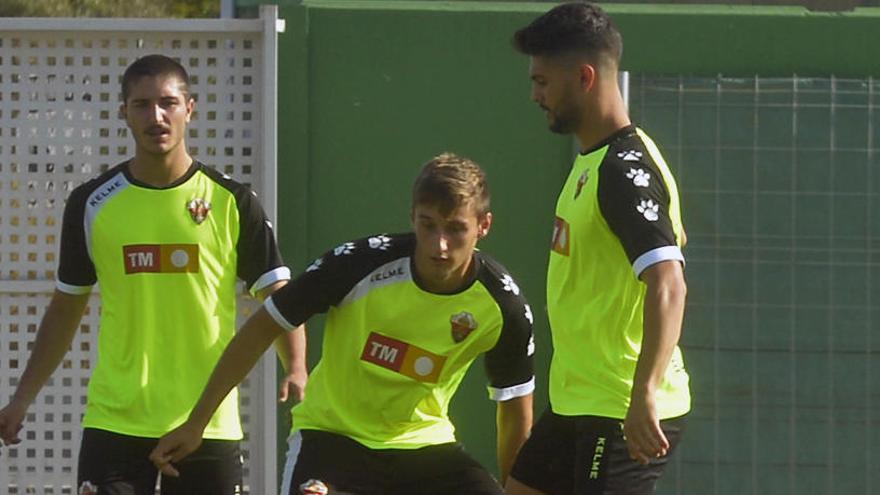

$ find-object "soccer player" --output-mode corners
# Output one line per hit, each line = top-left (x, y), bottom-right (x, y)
(0, 54), (305, 494)
(149, 153), (536, 495)
(506, 3), (690, 494)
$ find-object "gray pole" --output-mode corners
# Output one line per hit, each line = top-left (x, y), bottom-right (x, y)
(220, 0), (235, 18)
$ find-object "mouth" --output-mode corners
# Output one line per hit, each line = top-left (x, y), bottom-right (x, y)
(146, 127), (171, 138)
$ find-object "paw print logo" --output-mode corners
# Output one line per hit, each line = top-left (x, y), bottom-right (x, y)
(636, 199), (660, 222)
(333, 242), (356, 256)
(617, 150), (643, 162)
(524, 304), (533, 324)
(527, 335), (536, 356)
(305, 257), (323, 272)
(626, 168), (651, 188)
(368, 235), (392, 250)
(501, 274), (520, 296)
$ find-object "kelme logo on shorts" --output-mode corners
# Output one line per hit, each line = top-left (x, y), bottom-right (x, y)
(361, 332), (446, 383)
(123, 244), (199, 274)
(589, 436), (606, 479)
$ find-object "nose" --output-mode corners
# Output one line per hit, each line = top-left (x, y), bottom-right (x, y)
(148, 104), (163, 123)
(438, 234), (449, 253)
(530, 84), (541, 104)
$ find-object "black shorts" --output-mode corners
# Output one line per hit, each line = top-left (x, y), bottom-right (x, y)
(280, 429), (503, 495)
(510, 409), (686, 495)
(77, 427), (243, 495)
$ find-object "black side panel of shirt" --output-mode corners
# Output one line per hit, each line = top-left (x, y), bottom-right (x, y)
(476, 253), (535, 389)
(271, 233), (416, 327)
(199, 163), (285, 289)
(57, 163), (129, 287)
(597, 131), (678, 265)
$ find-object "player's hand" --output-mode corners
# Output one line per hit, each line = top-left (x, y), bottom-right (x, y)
(623, 392), (669, 465)
(278, 368), (308, 404)
(148, 422), (204, 477)
(0, 401), (28, 447)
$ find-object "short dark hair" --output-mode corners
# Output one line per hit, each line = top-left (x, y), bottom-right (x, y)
(512, 2), (622, 65)
(121, 54), (191, 102)
(412, 153), (490, 217)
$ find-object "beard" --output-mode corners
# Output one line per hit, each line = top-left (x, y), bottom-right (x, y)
(545, 99), (582, 135)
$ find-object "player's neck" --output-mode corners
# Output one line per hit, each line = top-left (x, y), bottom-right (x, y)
(575, 86), (631, 153)
(413, 255), (476, 294)
(129, 148), (194, 187)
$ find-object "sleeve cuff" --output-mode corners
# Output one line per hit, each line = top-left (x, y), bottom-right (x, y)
(487, 376), (535, 402)
(632, 246), (684, 278)
(56, 280), (93, 295)
(263, 296), (298, 331)
(249, 266), (292, 296)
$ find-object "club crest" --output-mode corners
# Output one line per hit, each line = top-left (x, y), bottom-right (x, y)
(451, 311), (478, 343)
(186, 198), (211, 224)
(574, 169), (589, 199)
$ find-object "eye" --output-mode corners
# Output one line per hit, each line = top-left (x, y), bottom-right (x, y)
(447, 223), (468, 234)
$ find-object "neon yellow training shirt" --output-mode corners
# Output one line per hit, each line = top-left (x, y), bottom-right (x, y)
(547, 125), (691, 420)
(57, 161), (290, 439)
(265, 233), (536, 449)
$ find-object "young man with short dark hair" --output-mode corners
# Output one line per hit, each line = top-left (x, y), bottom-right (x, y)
(0, 54), (305, 494)
(150, 153), (535, 495)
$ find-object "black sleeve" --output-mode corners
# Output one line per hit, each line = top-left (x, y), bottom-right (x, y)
(268, 234), (411, 328)
(597, 144), (678, 266)
(233, 186), (287, 292)
(57, 185), (97, 290)
(479, 257), (535, 396)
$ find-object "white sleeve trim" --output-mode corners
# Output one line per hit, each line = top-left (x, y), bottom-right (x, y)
(263, 296), (298, 331)
(56, 280), (93, 295)
(633, 246), (684, 278)
(487, 376), (535, 402)
(249, 266), (292, 296)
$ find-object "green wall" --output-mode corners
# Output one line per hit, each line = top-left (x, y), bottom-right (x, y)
(275, 1), (880, 490)
(277, 1), (570, 474)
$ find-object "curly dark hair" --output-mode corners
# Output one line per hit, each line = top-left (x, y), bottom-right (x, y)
(512, 2), (622, 64)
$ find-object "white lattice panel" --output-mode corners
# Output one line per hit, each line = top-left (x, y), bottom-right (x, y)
(0, 10), (280, 494)
(0, 293), (99, 494)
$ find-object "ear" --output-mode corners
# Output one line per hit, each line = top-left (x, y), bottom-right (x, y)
(119, 103), (127, 120)
(477, 212), (493, 239)
(185, 97), (195, 123)
(578, 63), (597, 92)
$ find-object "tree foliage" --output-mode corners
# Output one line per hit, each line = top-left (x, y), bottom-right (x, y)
(0, 0), (219, 18)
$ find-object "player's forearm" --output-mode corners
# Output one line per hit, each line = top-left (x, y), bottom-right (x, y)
(188, 308), (284, 428)
(257, 281), (305, 374)
(273, 324), (306, 374)
(632, 265), (686, 396)
(13, 290), (89, 406)
(496, 394), (533, 484)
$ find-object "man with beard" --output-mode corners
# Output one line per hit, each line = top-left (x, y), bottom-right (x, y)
(506, 3), (691, 494)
